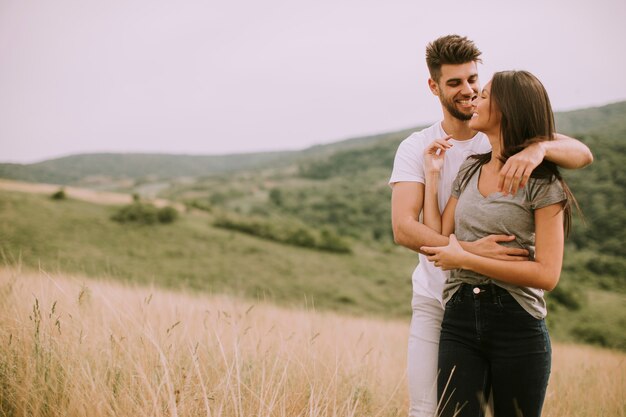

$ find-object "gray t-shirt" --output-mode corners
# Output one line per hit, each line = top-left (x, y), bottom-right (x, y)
(443, 158), (567, 319)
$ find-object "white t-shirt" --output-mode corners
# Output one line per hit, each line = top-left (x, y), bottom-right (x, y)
(389, 122), (491, 306)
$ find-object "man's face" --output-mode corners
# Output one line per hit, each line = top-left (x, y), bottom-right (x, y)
(429, 62), (480, 121)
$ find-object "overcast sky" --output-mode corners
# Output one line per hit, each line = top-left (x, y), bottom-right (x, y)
(1, 0), (624, 163)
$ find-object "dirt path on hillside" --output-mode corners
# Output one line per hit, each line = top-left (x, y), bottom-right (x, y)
(0, 179), (184, 210)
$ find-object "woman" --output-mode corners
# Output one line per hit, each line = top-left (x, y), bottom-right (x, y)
(419, 70), (578, 417)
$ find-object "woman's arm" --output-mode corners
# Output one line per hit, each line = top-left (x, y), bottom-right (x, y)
(421, 203), (564, 291)
(422, 138), (451, 233)
(440, 196), (457, 237)
(423, 170), (442, 233)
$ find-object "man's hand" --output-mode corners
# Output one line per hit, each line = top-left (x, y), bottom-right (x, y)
(421, 234), (467, 270)
(464, 234), (529, 261)
(498, 142), (545, 195)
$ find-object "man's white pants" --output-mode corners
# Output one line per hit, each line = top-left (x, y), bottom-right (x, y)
(407, 293), (444, 417)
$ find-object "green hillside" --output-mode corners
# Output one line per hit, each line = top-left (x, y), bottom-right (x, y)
(164, 102), (626, 260)
(154, 101), (626, 349)
(1, 190), (624, 350)
(0, 190), (415, 317)
(555, 100), (626, 137)
(1, 100), (625, 350)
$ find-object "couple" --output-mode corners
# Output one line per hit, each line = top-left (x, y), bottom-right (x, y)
(389, 35), (592, 417)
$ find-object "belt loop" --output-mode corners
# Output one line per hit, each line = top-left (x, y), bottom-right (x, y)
(490, 283), (497, 304)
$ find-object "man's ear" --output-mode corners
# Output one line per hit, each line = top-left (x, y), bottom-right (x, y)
(428, 78), (439, 96)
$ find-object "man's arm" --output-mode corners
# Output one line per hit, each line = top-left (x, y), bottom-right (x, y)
(499, 134), (593, 195)
(391, 181), (528, 259)
(391, 181), (448, 253)
(545, 133), (594, 168)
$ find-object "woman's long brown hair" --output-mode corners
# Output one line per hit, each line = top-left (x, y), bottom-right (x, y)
(458, 70), (579, 235)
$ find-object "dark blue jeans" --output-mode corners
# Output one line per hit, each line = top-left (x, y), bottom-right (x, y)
(437, 284), (551, 417)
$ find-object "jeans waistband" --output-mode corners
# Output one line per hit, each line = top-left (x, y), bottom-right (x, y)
(457, 282), (509, 298)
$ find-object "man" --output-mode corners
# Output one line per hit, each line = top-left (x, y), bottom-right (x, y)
(389, 34), (593, 417)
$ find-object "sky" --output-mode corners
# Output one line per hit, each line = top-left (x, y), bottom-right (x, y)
(1, 0), (625, 163)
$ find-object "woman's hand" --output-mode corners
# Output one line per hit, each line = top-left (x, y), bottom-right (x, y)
(423, 135), (452, 174)
(420, 234), (467, 270)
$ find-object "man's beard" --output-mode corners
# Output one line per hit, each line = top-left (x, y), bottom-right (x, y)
(441, 94), (473, 121)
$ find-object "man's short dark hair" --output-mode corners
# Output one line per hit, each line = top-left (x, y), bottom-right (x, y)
(426, 35), (482, 82)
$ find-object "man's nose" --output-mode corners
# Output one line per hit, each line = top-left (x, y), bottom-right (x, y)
(460, 82), (474, 96)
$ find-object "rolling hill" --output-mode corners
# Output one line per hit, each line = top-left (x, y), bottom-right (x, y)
(1, 100), (625, 351)
(0, 128), (417, 186)
(1, 101), (625, 186)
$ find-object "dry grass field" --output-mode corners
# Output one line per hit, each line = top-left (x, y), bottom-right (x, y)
(0, 267), (623, 417)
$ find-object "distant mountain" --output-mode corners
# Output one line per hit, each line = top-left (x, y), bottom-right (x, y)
(1, 101), (624, 186)
(0, 128), (419, 186)
(0, 151), (296, 185)
(555, 100), (626, 137)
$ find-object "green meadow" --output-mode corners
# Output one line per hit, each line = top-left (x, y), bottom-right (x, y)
(1, 189), (624, 350)
(0, 190), (415, 317)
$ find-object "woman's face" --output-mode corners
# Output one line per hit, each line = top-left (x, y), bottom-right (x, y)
(469, 81), (501, 134)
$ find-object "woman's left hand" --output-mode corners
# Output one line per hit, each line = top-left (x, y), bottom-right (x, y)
(420, 234), (468, 270)
(423, 135), (452, 174)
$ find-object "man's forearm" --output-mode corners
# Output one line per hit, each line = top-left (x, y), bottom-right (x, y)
(394, 218), (449, 254)
(545, 134), (593, 169)
(398, 221), (529, 260)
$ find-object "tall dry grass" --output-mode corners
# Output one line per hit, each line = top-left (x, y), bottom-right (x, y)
(0, 267), (623, 417)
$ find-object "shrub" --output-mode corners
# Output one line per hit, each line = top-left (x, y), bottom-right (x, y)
(319, 227), (352, 253)
(157, 206), (178, 223)
(111, 203), (179, 225)
(269, 188), (283, 206)
(51, 188), (66, 200)
(571, 320), (626, 350)
(185, 199), (212, 213)
(585, 256), (626, 278)
(213, 213), (351, 253)
(546, 281), (585, 311)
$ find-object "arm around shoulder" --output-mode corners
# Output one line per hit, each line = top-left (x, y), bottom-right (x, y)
(498, 134), (593, 194)
(546, 133), (594, 169)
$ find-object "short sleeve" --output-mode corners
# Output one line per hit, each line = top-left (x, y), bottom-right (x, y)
(527, 178), (567, 210)
(451, 157), (476, 198)
(388, 134), (426, 185)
